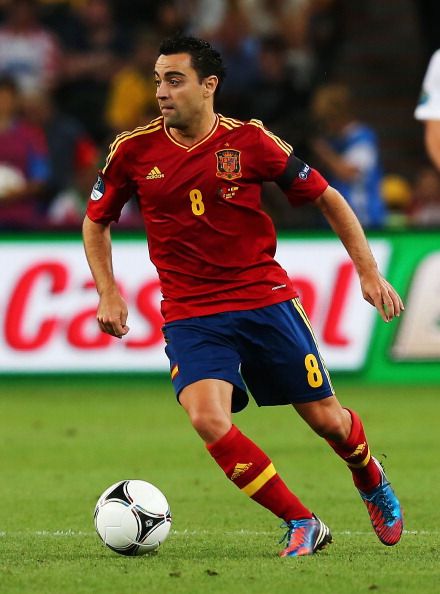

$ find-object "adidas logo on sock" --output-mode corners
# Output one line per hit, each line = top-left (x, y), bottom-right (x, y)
(231, 462), (253, 481)
(146, 166), (164, 179)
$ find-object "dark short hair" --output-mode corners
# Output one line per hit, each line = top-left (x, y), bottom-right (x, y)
(158, 35), (226, 95)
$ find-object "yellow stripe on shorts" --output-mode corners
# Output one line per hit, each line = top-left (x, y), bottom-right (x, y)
(291, 298), (335, 393)
(170, 364), (179, 380)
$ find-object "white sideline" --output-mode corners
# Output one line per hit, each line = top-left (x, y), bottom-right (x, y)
(0, 529), (434, 537)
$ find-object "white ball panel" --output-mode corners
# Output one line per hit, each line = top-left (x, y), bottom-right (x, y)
(126, 480), (169, 514)
(144, 519), (171, 546)
(95, 501), (138, 548)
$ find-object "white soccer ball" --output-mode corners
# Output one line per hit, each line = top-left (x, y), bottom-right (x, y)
(94, 480), (172, 556)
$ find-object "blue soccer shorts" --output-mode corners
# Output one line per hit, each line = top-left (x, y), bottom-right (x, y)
(162, 298), (334, 413)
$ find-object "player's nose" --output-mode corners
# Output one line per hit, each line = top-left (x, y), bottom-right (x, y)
(156, 80), (168, 99)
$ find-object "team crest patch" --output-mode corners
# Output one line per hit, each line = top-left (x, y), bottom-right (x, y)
(91, 175), (105, 201)
(215, 149), (242, 180)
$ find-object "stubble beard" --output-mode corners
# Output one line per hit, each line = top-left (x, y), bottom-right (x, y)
(163, 110), (186, 131)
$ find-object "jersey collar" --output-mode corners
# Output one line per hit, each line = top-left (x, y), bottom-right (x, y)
(164, 114), (219, 152)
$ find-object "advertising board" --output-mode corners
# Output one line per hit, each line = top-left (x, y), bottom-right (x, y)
(0, 236), (391, 373)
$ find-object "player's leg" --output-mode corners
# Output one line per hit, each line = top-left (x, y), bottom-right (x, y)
(179, 378), (314, 523)
(293, 374), (403, 546)
(238, 298), (401, 552)
(163, 316), (315, 540)
(294, 396), (380, 490)
(236, 301), (335, 556)
(179, 378), (232, 442)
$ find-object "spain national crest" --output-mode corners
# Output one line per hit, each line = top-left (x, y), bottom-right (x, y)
(215, 149), (242, 180)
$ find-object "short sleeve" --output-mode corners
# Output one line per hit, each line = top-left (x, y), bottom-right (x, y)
(86, 141), (133, 224)
(247, 120), (292, 180)
(415, 50), (440, 121)
(278, 155), (328, 206)
(248, 120), (328, 205)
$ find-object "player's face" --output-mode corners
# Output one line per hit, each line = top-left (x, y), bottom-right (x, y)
(154, 53), (211, 129)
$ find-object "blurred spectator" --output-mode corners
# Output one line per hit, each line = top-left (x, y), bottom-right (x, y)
(38, 0), (86, 38)
(240, 0), (311, 44)
(308, 0), (344, 83)
(58, 0), (131, 143)
(310, 83), (387, 228)
(23, 90), (98, 227)
(105, 31), (159, 133)
(248, 35), (306, 137)
(408, 166), (440, 227)
(0, 0), (63, 95)
(414, 49), (440, 171)
(185, 0), (227, 39)
(240, 0), (315, 93)
(0, 75), (50, 229)
(381, 174), (412, 229)
(208, 4), (259, 119)
(154, 1), (188, 38)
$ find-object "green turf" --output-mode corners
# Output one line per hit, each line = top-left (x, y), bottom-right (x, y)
(1, 376), (439, 594)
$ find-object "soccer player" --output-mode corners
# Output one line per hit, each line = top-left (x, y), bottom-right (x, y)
(83, 35), (404, 557)
(415, 49), (440, 171)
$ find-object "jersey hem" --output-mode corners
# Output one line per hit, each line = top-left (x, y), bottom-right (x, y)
(256, 388), (335, 407)
(161, 290), (299, 322)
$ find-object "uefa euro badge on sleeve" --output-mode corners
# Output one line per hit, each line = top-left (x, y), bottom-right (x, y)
(91, 175), (105, 201)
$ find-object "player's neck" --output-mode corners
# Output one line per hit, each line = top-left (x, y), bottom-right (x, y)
(169, 112), (218, 147)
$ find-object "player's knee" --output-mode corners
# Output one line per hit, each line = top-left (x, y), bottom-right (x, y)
(187, 409), (210, 433)
(187, 409), (231, 443)
(312, 413), (350, 441)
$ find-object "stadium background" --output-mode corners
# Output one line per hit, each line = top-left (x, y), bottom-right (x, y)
(0, 0), (439, 379)
(1, 2), (439, 594)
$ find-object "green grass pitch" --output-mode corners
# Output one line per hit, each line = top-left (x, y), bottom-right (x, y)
(1, 376), (439, 594)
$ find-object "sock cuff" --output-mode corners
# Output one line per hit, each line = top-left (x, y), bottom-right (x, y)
(206, 424), (239, 455)
(343, 407), (364, 449)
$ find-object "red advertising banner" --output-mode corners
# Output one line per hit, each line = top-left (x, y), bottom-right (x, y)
(0, 238), (390, 373)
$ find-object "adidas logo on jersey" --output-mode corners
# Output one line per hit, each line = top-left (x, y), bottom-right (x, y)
(146, 166), (164, 179)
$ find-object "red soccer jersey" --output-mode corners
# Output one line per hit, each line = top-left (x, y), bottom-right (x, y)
(86, 114), (328, 322)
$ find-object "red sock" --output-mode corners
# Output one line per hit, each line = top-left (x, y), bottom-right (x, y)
(206, 425), (312, 521)
(326, 408), (381, 492)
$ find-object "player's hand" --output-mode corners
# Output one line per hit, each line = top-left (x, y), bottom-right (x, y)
(359, 270), (404, 322)
(96, 288), (130, 338)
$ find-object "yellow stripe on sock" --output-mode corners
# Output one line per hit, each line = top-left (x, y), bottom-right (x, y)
(347, 449), (371, 469)
(241, 463), (276, 497)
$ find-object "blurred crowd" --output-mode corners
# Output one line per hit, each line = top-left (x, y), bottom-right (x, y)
(0, 0), (438, 231)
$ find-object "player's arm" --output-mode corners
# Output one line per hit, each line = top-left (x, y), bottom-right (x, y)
(255, 122), (403, 320)
(424, 119), (440, 171)
(314, 185), (404, 322)
(82, 215), (129, 338)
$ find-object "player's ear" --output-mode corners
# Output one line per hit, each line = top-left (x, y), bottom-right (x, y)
(203, 75), (218, 98)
